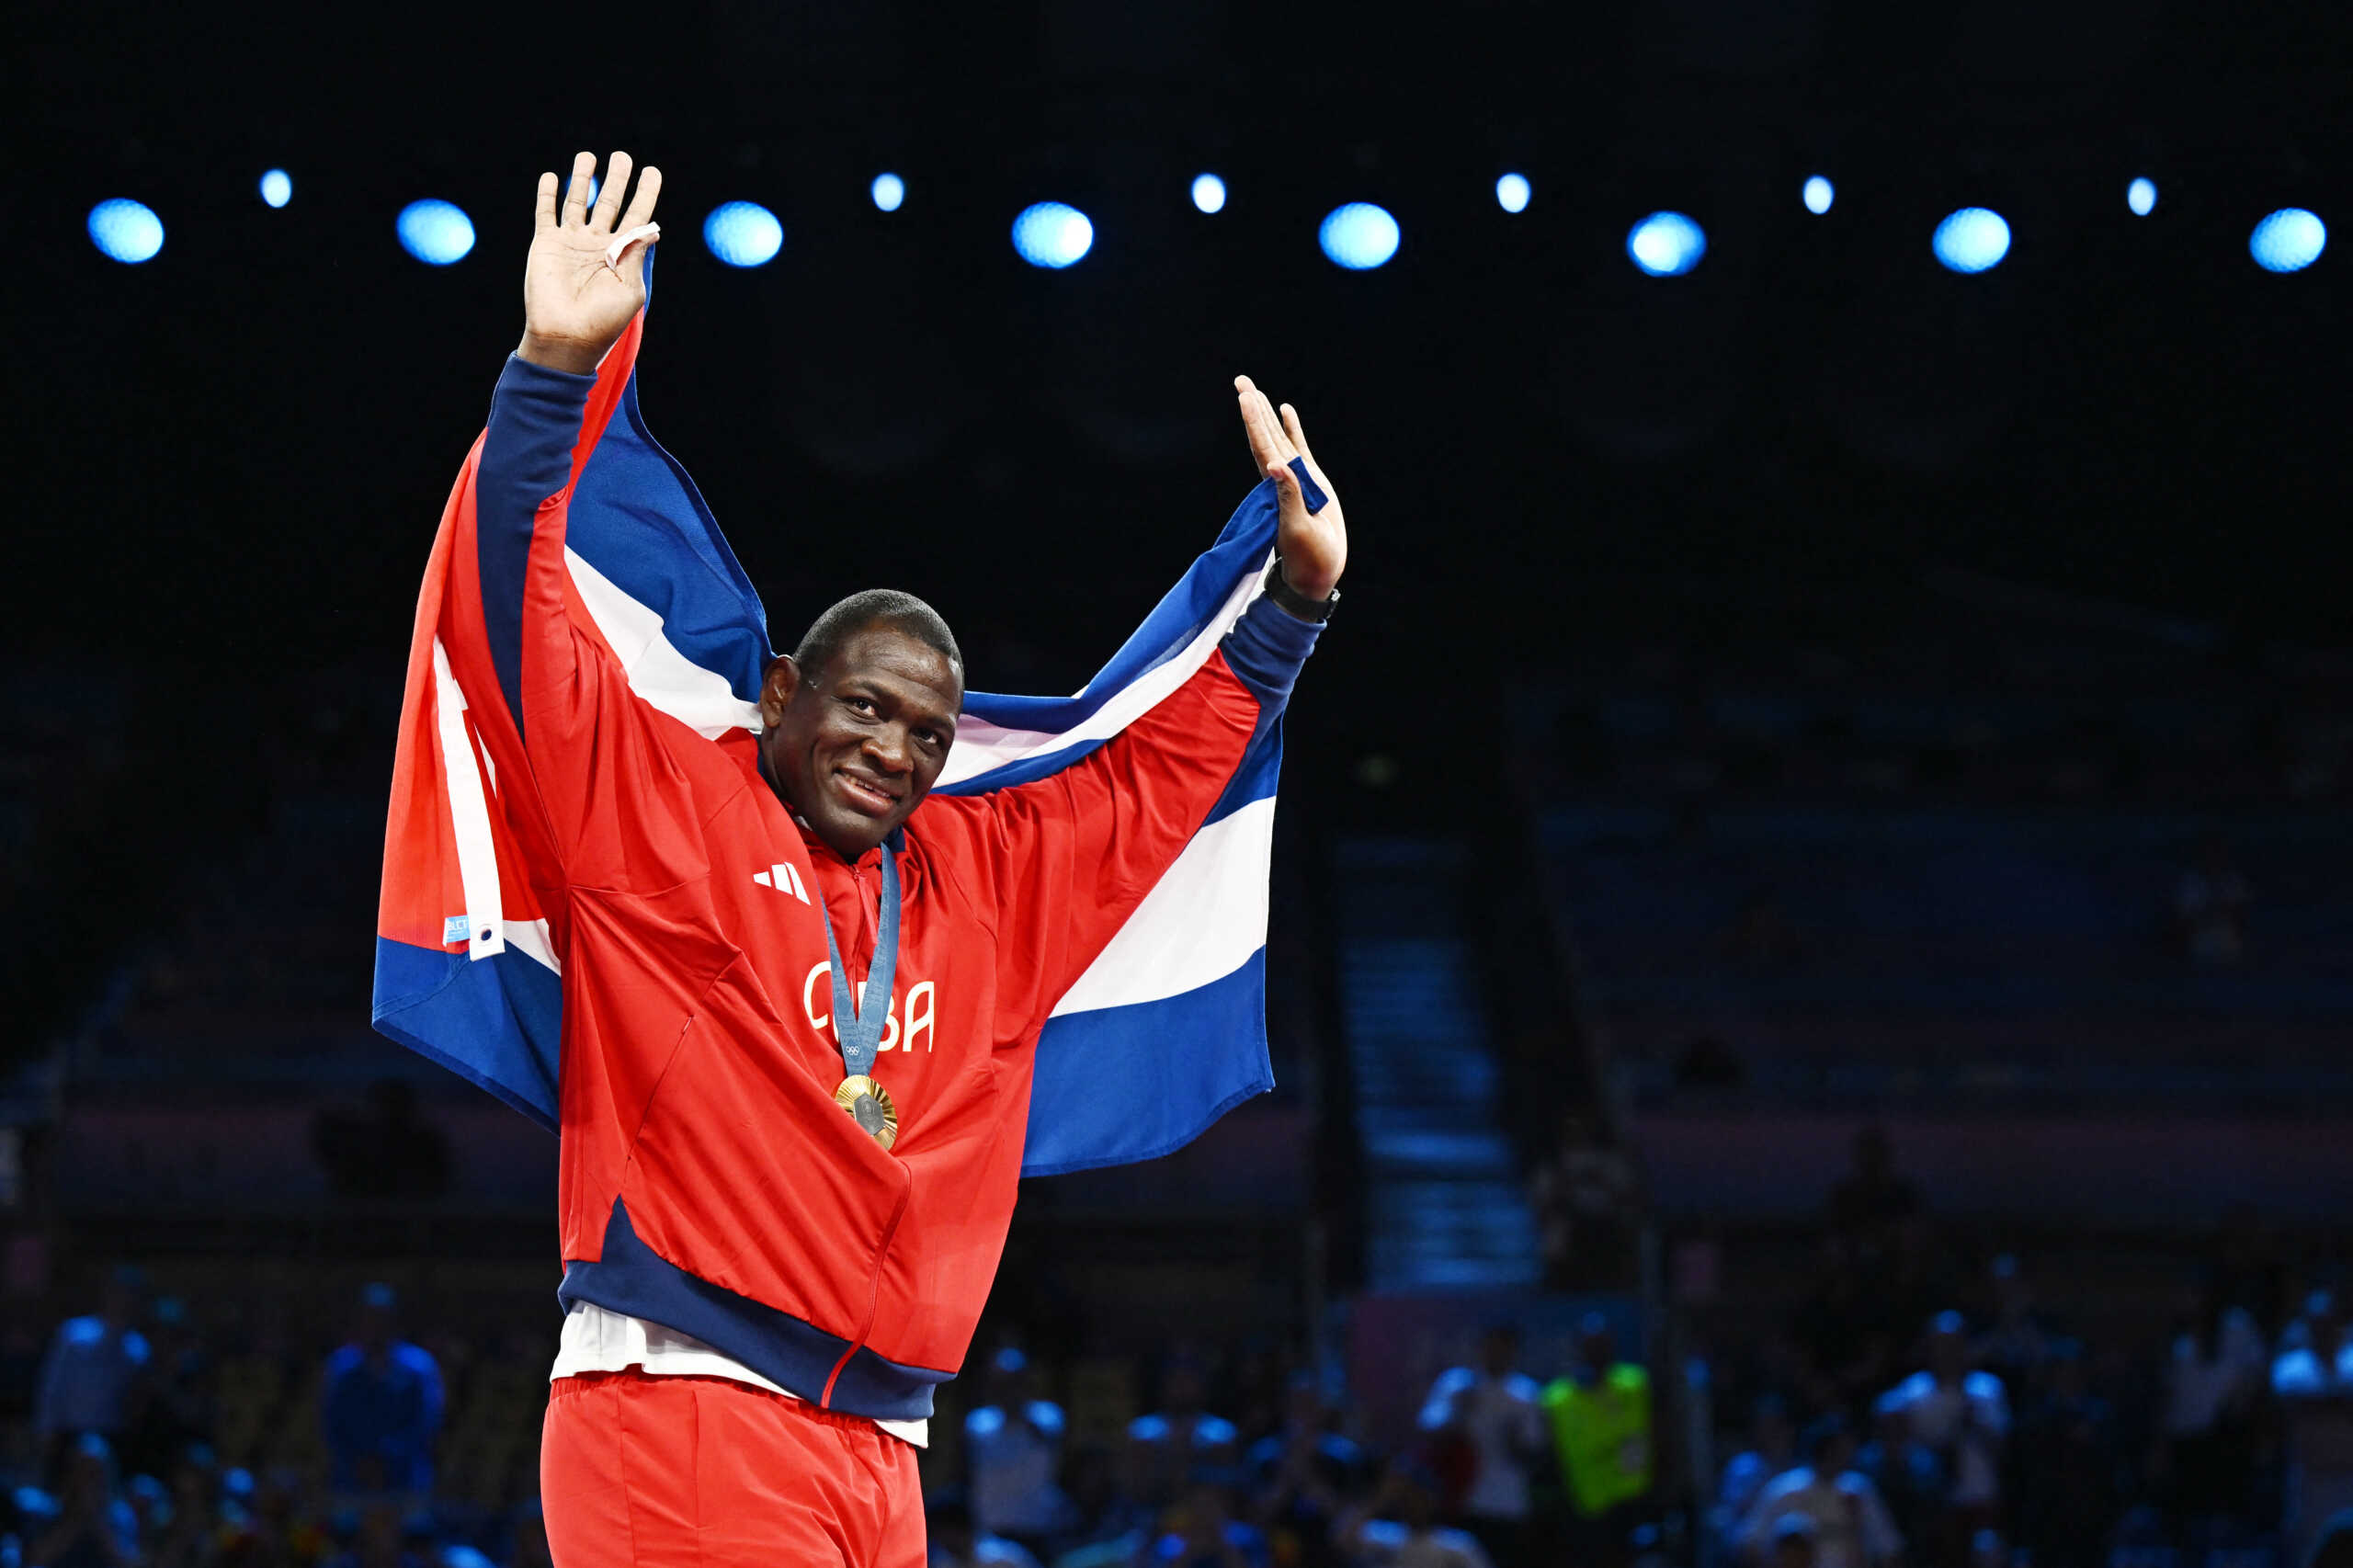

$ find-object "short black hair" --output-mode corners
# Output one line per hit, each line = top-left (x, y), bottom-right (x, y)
(792, 590), (961, 684)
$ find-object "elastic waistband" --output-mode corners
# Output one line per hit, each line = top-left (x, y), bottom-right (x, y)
(551, 1368), (883, 1431)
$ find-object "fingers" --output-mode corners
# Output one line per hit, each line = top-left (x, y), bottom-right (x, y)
(591, 152), (632, 233)
(535, 171), (560, 232)
(1278, 401), (1334, 508)
(1233, 374), (1297, 472)
(1279, 403), (1316, 467)
(562, 152), (597, 223)
(619, 164), (663, 232)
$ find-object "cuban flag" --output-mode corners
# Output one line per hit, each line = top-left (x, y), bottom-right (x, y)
(372, 291), (1281, 1176)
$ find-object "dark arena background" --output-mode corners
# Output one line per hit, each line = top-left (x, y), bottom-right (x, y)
(11, 2), (2353, 1567)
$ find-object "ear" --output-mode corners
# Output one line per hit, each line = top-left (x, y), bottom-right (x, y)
(758, 654), (802, 728)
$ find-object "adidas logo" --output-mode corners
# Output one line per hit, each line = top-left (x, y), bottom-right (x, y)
(752, 862), (813, 904)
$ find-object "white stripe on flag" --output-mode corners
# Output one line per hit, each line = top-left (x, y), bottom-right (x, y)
(566, 547), (764, 741)
(505, 917), (560, 973)
(431, 638), (506, 961)
(1049, 795), (1277, 1017)
(561, 543), (1269, 774)
(938, 551), (1270, 789)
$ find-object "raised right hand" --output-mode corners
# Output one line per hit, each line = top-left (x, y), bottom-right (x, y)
(518, 150), (663, 375)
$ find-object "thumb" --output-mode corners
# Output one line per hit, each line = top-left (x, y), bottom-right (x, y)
(1267, 460), (1302, 506)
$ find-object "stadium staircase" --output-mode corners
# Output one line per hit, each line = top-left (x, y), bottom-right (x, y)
(1332, 837), (1540, 1290)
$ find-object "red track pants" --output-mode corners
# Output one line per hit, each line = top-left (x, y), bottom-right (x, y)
(541, 1371), (926, 1568)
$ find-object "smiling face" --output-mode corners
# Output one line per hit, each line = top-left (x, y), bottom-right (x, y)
(758, 621), (962, 861)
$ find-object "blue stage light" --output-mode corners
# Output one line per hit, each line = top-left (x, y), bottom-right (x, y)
(1012, 202), (1093, 267)
(2250, 208), (2325, 273)
(1319, 203), (1400, 270)
(1804, 176), (1834, 215)
(87, 199), (164, 264)
(397, 199), (475, 266)
(1932, 207), (2010, 273)
(1627, 211), (1706, 276)
(260, 169), (292, 209)
(1495, 174), (1531, 214)
(2128, 177), (2157, 217)
(703, 201), (783, 267)
(1192, 174), (1227, 214)
(872, 173), (905, 212)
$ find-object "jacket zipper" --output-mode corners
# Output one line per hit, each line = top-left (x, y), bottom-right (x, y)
(818, 1171), (912, 1408)
(844, 859), (881, 1009)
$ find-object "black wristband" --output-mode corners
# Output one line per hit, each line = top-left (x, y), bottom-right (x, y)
(1264, 558), (1340, 624)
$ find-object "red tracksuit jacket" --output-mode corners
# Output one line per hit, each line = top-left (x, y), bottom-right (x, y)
(470, 353), (1321, 1420)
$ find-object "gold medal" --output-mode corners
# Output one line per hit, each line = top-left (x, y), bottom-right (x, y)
(834, 1074), (899, 1151)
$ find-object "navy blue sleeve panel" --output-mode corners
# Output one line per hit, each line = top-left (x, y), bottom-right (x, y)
(1218, 589), (1324, 718)
(476, 354), (598, 738)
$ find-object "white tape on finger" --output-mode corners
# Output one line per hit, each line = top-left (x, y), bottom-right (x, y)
(605, 222), (662, 275)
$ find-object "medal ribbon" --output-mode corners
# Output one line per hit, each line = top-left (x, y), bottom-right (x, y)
(818, 841), (901, 1080)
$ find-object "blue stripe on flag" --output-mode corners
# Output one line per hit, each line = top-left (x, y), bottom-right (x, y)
(932, 734), (1113, 798)
(1019, 952), (1273, 1176)
(370, 937), (563, 1131)
(567, 370), (775, 705)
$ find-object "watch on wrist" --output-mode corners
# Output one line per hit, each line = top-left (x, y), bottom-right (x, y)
(1264, 556), (1340, 623)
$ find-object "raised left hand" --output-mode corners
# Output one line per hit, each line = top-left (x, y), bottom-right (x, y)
(1234, 376), (1347, 600)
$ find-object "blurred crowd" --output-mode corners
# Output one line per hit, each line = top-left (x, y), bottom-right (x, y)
(1704, 1131), (2353, 1568)
(4, 1131), (2347, 1568)
(0, 1263), (1662, 1568)
(4, 1271), (546, 1568)
(928, 1320), (1654, 1568)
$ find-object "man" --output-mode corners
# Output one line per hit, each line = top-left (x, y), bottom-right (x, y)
(32, 1267), (149, 1471)
(1875, 1311), (2008, 1552)
(1337, 1461), (1495, 1568)
(119, 1295), (210, 1483)
(1972, 1254), (2057, 1392)
(1735, 1416), (1903, 1568)
(25, 1434), (142, 1568)
(320, 1284), (444, 1500)
(1132, 1355), (1242, 1507)
(2009, 1342), (2120, 1568)
(1540, 1315), (1654, 1568)
(391, 152), (1344, 1568)
(1248, 1373), (1365, 1568)
(1147, 1483), (1268, 1568)
(2276, 1292), (2353, 1568)
(1714, 1396), (1798, 1554)
(1528, 1111), (1639, 1290)
(963, 1346), (1072, 1550)
(1416, 1324), (1546, 1568)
